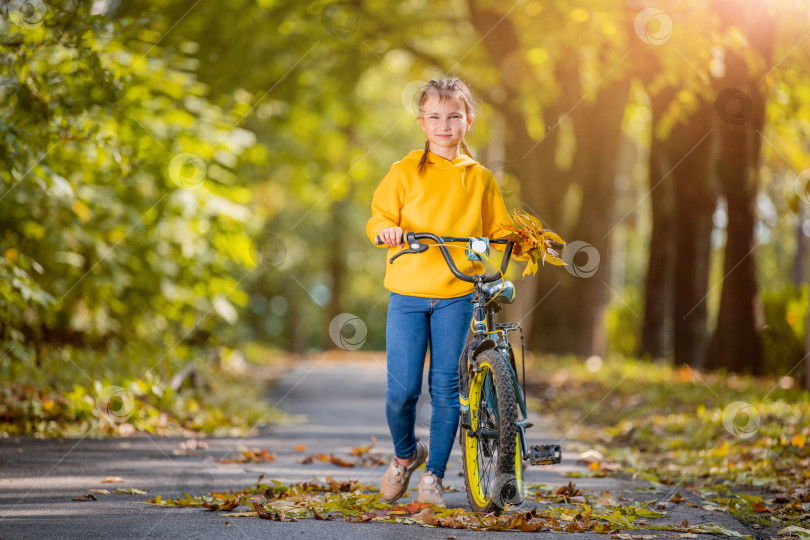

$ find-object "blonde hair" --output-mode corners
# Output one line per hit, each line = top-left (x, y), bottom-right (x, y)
(416, 78), (476, 174)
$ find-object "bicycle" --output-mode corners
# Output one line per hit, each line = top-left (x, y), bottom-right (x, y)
(374, 231), (562, 515)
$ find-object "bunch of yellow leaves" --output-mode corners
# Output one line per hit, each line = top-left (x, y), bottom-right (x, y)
(502, 210), (566, 277)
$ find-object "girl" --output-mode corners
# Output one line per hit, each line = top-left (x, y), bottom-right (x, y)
(365, 78), (516, 505)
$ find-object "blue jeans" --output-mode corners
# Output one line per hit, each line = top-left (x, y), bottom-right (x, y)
(385, 291), (473, 479)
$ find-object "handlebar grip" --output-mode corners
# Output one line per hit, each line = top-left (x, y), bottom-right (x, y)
(375, 233), (405, 246)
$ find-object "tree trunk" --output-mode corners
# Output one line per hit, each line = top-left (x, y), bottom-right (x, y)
(669, 98), (716, 368)
(706, 86), (766, 372)
(467, 1), (632, 356)
(706, 0), (775, 373)
(465, 0), (567, 353)
(560, 77), (631, 356)
(639, 88), (678, 359)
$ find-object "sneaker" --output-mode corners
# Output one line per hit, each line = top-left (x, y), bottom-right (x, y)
(417, 471), (444, 505)
(379, 440), (427, 503)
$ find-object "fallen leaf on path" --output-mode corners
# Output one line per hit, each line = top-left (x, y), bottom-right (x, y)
(401, 502), (431, 514)
(555, 481), (582, 499)
(325, 476), (362, 493)
(310, 504), (332, 520)
(298, 453), (356, 467)
(669, 493), (686, 503)
(72, 493), (97, 501)
(691, 523), (743, 537)
(101, 476), (125, 483)
(178, 439), (208, 451)
(701, 503), (725, 512)
(216, 447), (275, 464)
(751, 501), (771, 513)
(328, 454), (356, 467)
(777, 526), (810, 538)
(114, 487), (148, 495)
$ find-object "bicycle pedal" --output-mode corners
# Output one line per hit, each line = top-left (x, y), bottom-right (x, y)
(529, 444), (562, 465)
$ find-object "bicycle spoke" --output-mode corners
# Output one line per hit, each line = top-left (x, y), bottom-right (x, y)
(475, 369), (500, 500)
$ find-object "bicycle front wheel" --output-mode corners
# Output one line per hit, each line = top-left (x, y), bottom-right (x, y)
(461, 349), (524, 514)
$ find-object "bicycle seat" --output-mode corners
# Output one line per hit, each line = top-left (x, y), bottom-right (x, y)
(482, 279), (515, 304)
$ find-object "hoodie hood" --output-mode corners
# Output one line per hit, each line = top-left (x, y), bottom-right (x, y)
(405, 149), (478, 170)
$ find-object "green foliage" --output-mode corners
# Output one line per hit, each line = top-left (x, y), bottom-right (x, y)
(761, 285), (806, 375)
(605, 286), (642, 357)
(1, 3), (261, 367)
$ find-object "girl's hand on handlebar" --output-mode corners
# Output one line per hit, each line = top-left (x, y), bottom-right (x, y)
(379, 226), (405, 248)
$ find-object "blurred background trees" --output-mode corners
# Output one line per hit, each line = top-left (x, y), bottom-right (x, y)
(2, 0), (810, 396)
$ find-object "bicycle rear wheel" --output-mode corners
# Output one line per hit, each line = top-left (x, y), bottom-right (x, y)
(461, 349), (524, 514)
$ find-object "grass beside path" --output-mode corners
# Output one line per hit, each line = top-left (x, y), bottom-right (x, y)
(0, 343), (294, 438)
(525, 355), (810, 533)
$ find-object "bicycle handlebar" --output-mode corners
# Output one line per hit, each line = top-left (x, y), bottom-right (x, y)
(374, 232), (513, 284)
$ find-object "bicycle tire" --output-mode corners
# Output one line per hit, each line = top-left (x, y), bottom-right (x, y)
(460, 348), (524, 514)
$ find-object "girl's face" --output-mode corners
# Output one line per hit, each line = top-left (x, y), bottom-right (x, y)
(417, 95), (474, 157)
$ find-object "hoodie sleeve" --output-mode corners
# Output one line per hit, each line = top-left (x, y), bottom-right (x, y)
(366, 163), (405, 247)
(481, 170), (513, 240)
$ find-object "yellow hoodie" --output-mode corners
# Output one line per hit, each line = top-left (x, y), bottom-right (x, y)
(366, 149), (514, 298)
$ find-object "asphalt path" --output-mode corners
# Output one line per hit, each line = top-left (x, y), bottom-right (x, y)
(0, 356), (755, 539)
